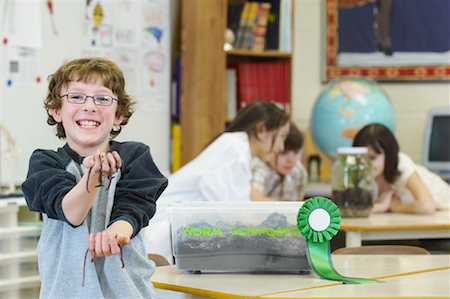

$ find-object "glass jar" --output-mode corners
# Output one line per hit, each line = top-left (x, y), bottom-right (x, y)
(331, 147), (375, 217)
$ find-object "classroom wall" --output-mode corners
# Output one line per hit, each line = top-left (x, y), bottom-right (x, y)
(0, 0), (171, 188)
(292, 0), (450, 164)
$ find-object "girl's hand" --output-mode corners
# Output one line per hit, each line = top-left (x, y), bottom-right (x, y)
(88, 230), (130, 258)
(372, 190), (393, 213)
(389, 192), (404, 213)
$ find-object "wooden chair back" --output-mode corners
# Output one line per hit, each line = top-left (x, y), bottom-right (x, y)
(148, 254), (171, 266)
(332, 245), (430, 255)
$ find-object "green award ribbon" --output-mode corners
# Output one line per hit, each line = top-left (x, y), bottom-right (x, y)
(297, 196), (378, 284)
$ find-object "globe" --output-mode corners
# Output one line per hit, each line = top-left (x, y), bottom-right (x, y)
(311, 77), (395, 160)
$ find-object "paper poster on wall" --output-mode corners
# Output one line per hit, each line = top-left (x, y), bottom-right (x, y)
(5, 47), (41, 86)
(80, 0), (169, 112)
(114, 48), (139, 97)
(138, 51), (168, 111)
(2, 0), (43, 49)
(113, 0), (140, 48)
(0, 0), (171, 185)
(83, 0), (114, 47)
(139, 0), (170, 112)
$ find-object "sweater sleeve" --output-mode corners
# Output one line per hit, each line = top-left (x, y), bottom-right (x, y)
(110, 143), (168, 238)
(21, 149), (76, 224)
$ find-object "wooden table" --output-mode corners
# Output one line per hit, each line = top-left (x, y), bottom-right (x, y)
(340, 210), (450, 247)
(151, 255), (450, 299)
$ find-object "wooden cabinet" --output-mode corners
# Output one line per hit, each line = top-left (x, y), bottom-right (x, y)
(179, 0), (293, 165)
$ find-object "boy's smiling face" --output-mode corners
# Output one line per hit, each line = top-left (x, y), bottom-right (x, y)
(51, 78), (123, 156)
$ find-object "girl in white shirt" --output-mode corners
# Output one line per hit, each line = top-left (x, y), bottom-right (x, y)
(146, 100), (290, 263)
(353, 123), (449, 214)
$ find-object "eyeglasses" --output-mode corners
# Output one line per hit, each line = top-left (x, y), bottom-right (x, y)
(61, 93), (118, 106)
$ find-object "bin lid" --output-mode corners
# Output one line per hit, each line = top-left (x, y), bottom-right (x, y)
(337, 146), (368, 155)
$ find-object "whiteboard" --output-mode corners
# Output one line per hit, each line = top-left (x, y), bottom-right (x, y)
(0, 0), (171, 189)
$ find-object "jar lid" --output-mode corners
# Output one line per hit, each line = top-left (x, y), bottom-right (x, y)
(337, 147), (368, 155)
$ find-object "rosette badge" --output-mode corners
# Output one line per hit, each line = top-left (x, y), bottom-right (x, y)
(297, 197), (378, 284)
(297, 197), (340, 243)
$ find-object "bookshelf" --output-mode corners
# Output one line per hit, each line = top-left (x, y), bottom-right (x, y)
(178, 0), (293, 166)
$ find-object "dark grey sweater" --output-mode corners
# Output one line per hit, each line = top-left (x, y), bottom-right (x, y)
(22, 141), (168, 298)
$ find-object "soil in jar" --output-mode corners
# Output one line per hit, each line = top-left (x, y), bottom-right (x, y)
(332, 187), (373, 217)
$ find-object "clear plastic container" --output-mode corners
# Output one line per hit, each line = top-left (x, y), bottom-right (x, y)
(331, 147), (375, 217)
(170, 201), (310, 273)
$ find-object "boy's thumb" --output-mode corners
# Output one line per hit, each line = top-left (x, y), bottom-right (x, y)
(83, 157), (94, 167)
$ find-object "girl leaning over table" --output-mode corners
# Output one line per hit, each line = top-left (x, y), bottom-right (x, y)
(353, 123), (449, 214)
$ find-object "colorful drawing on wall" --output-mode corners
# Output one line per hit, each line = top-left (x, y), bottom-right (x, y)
(325, 0), (450, 80)
(92, 2), (104, 31)
(145, 26), (163, 44)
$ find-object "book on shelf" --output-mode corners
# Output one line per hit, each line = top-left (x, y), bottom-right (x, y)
(241, 2), (259, 50)
(251, 2), (271, 51)
(227, 1), (245, 40)
(232, 0), (291, 52)
(226, 67), (238, 120)
(279, 0), (292, 52)
(236, 61), (289, 113)
(261, 0), (280, 50)
(234, 2), (251, 49)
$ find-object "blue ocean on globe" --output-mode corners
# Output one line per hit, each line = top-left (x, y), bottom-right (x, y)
(311, 77), (395, 159)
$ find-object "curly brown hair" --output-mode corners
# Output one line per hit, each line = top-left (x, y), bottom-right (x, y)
(44, 57), (135, 139)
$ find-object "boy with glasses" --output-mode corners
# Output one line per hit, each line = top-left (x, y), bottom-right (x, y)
(22, 57), (167, 298)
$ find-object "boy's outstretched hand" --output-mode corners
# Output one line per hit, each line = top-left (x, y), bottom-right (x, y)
(88, 220), (133, 259)
(83, 151), (123, 193)
(83, 223), (131, 286)
(88, 230), (130, 258)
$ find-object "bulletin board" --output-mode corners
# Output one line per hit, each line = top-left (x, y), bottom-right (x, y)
(0, 0), (171, 190)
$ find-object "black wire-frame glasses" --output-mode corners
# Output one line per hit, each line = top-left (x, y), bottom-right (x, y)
(61, 93), (118, 106)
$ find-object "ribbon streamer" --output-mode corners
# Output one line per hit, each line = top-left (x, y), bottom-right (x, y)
(297, 196), (379, 284)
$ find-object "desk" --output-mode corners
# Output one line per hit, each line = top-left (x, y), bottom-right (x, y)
(340, 210), (450, 247)
(263, 268), (450, 298)
(152, 255), (450, 299)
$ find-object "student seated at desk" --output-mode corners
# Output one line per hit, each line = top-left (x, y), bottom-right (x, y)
(353, 123), (449, 214)
(145, 100), (290, 263)
(251, 122), (308, 201)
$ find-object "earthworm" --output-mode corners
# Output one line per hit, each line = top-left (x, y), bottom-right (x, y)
(86, 155), (124, 193)
(82, 244), (124, 287)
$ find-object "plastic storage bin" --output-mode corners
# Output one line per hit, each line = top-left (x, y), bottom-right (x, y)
(170, 201), (310, 273)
